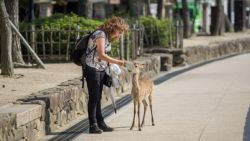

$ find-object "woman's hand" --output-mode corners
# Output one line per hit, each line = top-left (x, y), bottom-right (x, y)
(117, 60), (125, 66)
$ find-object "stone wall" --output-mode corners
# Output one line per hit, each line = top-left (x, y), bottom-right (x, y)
(0, 104), (44, 141)
(184, 38), (250, 65)
(0, 56), (160, 141)
(144, 38), (250, 68)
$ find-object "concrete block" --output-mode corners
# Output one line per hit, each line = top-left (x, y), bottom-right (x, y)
(0, 104), (42, 127)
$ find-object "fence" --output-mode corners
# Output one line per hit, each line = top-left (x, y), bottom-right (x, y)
(20, 22), (182, 63)
(142, 20), (183, 48)
(20, 25), (145, 63)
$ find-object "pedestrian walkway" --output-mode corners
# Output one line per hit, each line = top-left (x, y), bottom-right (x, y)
(73, 53), (250, 141)
(0, 63), (81, 106)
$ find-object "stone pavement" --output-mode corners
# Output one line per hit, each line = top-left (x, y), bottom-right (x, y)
(0, 63), (81, 106)
(73, 53), (250, 141)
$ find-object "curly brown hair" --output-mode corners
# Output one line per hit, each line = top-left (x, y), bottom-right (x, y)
(99, 16), (129, 41)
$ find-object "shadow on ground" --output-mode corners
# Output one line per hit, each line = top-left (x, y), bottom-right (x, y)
(244, 107), (250, 141)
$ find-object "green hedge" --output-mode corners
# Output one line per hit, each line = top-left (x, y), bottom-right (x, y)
(20, 13), (103, 31)
(19, 14), (177, 60)
(19, 14), (123, 58)
(139, 16), (176, 47)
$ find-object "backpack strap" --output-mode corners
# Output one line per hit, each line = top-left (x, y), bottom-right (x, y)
(81, 65), (85, 88)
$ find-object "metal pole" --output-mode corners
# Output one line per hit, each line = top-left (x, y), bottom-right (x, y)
(9, 19), (46, 69)
(126, 32), (130, 61)
(120, 33), (124, 60)
(132, 24), (136, 59)
(176, 20), (179, 48)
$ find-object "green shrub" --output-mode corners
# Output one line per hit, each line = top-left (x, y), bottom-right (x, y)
(139, 16), (176, 47)
(20, 13), (103, 31)
(19, 14), (129, 58)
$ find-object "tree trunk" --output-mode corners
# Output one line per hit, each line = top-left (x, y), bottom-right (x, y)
(137, 0), (143, 18)
(157, 0), (163, 19)
(192, 0), (198, 33)
(182, 0), (191, 38)
(0, 0), (14, 76)
(77, 0), (87, 17)
(0, 36), (1, 63)
(78, 0), (92, 18)
(173, 0), (180, 20)
(224, 12), (234, 32)
(144, 0), (151, 16)
(5, 0), (24, 64)
(211, 0), (223, 36)
(128, 0), (138, 18)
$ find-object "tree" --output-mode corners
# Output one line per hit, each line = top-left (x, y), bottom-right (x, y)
(182, 0), (191, 38)
(144, 0), (152, 16)
(192, 0), (199, 33)
(0, 0), (14, 76)
(211, 0), (224, 36)
(5, 0), (25, 64)
(127, 0), (142, 19)
(77, 0), (86, 17)
(157, 0), (164, 19)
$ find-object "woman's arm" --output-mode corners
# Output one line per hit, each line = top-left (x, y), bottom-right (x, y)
(96, 37), (124, 66)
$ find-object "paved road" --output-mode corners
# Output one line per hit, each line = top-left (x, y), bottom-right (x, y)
(73, 54), (250, 141)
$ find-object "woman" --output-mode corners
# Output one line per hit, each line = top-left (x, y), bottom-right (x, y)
(85, 16), (129, 134)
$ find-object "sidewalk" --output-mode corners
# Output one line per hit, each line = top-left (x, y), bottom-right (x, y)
(73, 53), (250, 141)
(0, 63), (81, 106)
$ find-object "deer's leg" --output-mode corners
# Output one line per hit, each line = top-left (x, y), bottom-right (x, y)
(137, 101), (141, 131)
(130, 100), (137, 130)
(141, 99), (148, 127)
(149, 94), (155, 126)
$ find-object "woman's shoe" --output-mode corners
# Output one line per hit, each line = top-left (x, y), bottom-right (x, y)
(98, 121), (114, 132)
(89, 123), (103, 134)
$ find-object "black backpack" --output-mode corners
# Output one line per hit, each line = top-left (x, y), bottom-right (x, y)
(70, 32), (97, 87)
(70, 33), (91, 66)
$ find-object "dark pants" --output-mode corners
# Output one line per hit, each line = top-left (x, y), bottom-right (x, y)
(85, 65), (105, 125)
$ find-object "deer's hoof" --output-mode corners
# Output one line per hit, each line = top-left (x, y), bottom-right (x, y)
(139, 128), (142, 131)
(152, 123), (155, 126)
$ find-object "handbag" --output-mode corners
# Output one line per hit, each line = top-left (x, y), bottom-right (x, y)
(103, 65), (113, 87)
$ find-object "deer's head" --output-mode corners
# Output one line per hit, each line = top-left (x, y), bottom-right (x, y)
(129, 62), (144, 75)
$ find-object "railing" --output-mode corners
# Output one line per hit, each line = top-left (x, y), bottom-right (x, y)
(21, 26), (86, 62)
(20, 22), (182, 63)
(143, 20), (183, 49)
(20, 25), (144, 63)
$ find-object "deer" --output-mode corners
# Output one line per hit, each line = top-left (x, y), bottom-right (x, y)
(128, 62), (155, 131)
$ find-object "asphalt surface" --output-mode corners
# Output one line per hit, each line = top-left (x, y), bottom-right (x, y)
(73, 53), (250, 141)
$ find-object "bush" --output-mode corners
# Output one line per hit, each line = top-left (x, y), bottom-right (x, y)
(20, 13), (103, 31)
(139, 16), (176, 47)
(19, 14), (129, 59)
